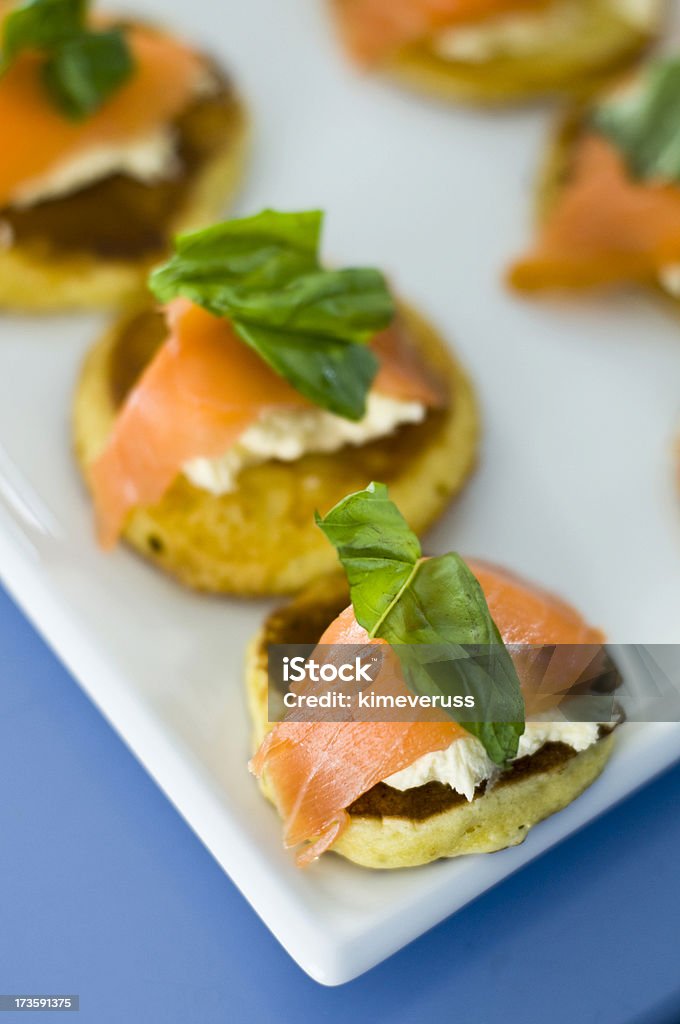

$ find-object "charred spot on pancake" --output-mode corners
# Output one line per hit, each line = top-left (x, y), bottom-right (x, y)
(349, 741), (579, 820)
(108, 309), (166, 406)
(2, 69), (241, 260)
(261, 574), (350, 646)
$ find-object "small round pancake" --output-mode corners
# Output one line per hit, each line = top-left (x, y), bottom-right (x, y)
(73, 303), (479, 594)
(0, 64), (248, 311)
(379, 2), (655, 106)
(246, 573), (616, 869)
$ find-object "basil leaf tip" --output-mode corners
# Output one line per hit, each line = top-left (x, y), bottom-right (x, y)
(1, 0), (135, 119)
(317, 482), (526, 764)
(150, 210), (396, 421)
(593, 56), (680, 183)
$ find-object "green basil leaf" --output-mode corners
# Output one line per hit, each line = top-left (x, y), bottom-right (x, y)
(214, 269), (394, 342)
(2, 0), (85, 67)
(593, 57), (680, 182)
(151, 210), (324, 302)
(315, 481), (421, 630)
(378, 555), (525, 764)
(1, 0), (134, 118)
(237, 321), (378, 420)
(150, 211), (396, 421)
(42, 28), (134, 119)
(316, 483), (525, 764)
(465, 721), (526, 766)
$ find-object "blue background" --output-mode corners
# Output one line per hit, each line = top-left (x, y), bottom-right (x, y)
(0, 583), (679, 1024)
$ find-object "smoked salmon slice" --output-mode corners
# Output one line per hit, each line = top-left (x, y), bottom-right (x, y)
(333, 0), (550, 65)
(509, 134), (680, 291)
(250, 560), (605, 865)
(0, 24), (204, 207)
(468, 559), (606, 711)
(90, 300), (445, 548)
(467, 559), (604, 648)
(251, 720), (464, 866)
(372, 317), (447, 406)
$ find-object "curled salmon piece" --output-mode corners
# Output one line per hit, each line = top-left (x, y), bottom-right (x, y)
(468, 560), (604, 647)
(468, 560), (606, 712)
(90, 300), (445, 548)
(333, 0), (550, 65)
(0, 24), (205, 207)
(252, 722), (464, 866)
(508, 134), (680, 291)
(372, 317), (448, 406)
(250, 560), (606, 865)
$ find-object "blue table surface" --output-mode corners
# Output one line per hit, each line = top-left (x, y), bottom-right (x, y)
(1, 584), (679, 1024)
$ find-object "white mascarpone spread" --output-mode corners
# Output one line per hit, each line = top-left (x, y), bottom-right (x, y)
(383, 719), (602, 800)
(433, 0), (660, 65)
(182, 392), (426, 494)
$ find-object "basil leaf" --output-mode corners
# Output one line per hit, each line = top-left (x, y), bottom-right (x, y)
(465, 721), (525, 766)
(236, 322), (378, 420)
(315, 481), (421, 631)
(1, 0), (134, 118)
(150, 211), (396, 421)
(593, 57), (680, 182)
(214, 269), (394, 342)
(2, 0), (85, 67)
(151, 210), (324, 301)
(317, 483), (525, 764)
(42, 29), (134, 120)
(378, 555), (525, 764)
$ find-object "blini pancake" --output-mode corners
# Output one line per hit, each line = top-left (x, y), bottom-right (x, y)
(73, 304), (479, 595)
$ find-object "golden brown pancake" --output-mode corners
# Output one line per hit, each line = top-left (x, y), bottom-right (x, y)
(73, 304), (479, 594)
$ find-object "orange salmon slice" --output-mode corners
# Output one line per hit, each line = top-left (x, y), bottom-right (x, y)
(509, 134), (680, 291)
(0, 23), (204, 207)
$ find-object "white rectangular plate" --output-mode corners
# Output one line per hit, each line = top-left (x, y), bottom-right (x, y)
(1, 0), (680, 986)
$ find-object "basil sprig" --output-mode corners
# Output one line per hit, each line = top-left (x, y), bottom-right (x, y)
(593, 57), (680, 183)
(150, 210), (395, 421)
(316, 482), (525, 764)
(1, 0), (134, 119)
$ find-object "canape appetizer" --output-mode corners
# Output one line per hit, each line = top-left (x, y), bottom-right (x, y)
(0, 0), (247, 309)
(509, 54), (680, 296)
(330, 0), (662, 105)
(248, 483), (618, 869)
(73, 210), (479, 594)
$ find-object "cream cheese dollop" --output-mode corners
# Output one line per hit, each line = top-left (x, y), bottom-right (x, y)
(11, 128), (180, 208)
(383, 719), (602, 801)
(182, 392), (426, 495)
(433, 0), (660, 65)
